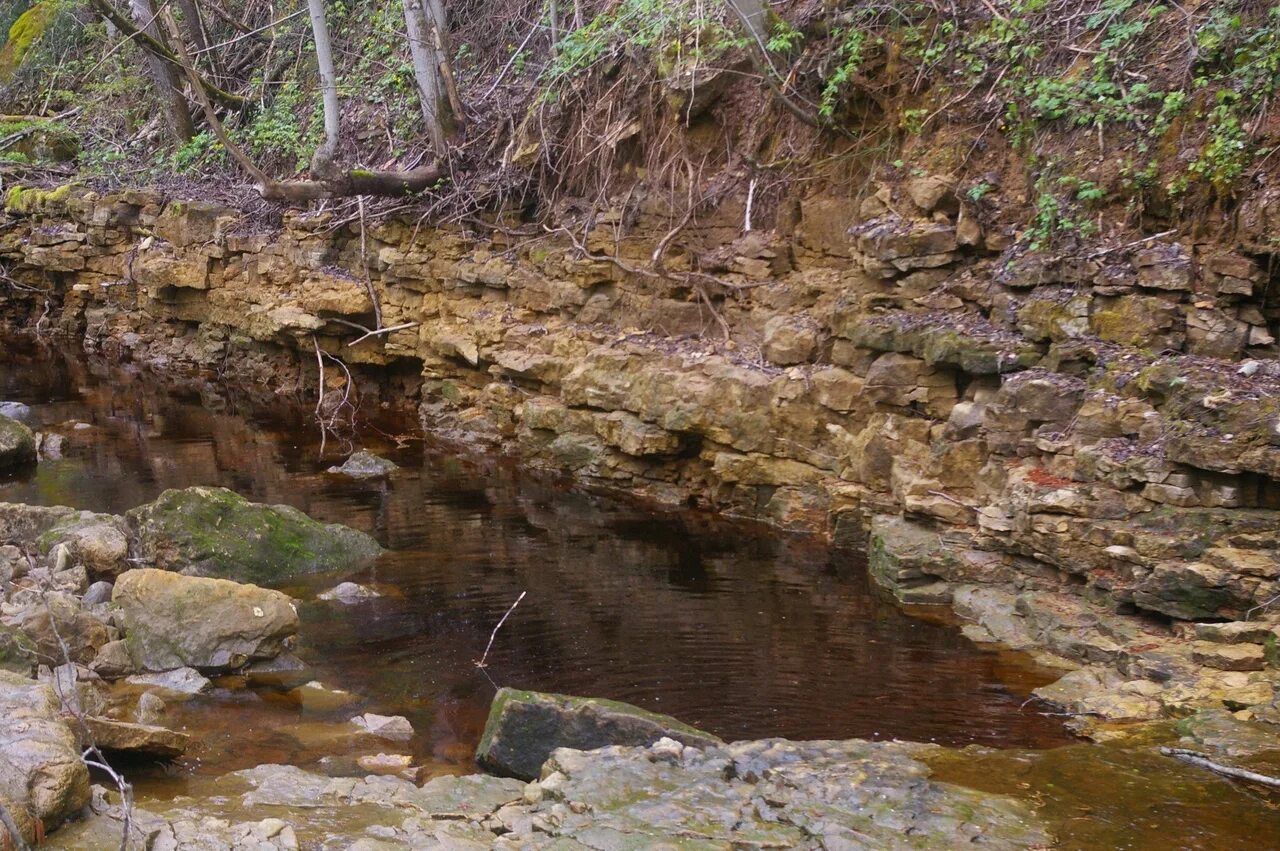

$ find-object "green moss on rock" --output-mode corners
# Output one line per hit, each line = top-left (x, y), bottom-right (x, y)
(124, 486), (382, 585)
(0, 414), (36, 470)
(0, 2), (55, 83)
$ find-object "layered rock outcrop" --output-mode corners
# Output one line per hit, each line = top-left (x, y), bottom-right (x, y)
(3, 182), (1280, 726)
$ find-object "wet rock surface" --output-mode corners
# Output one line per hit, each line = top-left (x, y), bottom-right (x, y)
(476, 687), (724, 780)
(0, 414), (36, 470)
(55, 738), (1051, 850)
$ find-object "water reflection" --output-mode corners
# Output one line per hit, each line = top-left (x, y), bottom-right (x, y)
(0, 337), (1073, 791)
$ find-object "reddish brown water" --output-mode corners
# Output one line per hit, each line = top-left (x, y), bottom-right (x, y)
(0, 338), (1074, 794)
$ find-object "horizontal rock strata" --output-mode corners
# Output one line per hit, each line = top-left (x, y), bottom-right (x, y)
(3, 184), (1280, 726)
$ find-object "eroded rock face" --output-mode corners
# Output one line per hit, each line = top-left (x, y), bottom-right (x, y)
(125, 486), (383, 585)
(475, 687), (723, 780)
(0, 414), (36, 470)
(112, 569), (298, 672)
(0, 671), (91, 844)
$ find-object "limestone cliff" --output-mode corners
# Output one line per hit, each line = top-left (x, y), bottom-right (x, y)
(2, 170), (1280, 729)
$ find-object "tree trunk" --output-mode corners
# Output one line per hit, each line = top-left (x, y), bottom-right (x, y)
(402, 0), (447, 152)
(424, 0), (464, 127)
(306, 0), (342, 178)
(131, 0), (195, 142)
(174, 0), (219, 79)
(89, 0), (245, 109)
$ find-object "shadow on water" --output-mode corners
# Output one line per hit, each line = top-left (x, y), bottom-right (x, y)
(1, 337), (1076, 795)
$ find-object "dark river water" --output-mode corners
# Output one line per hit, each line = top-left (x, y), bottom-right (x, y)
(0, 336), (1074, 792)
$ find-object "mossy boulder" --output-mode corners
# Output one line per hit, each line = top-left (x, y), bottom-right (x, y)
(476, 687), (723, 781)
(0, 414), (36, 471)
(125, 486), (382, 585)
(3, 182), (76, 216)
(0, 624), (36, 677)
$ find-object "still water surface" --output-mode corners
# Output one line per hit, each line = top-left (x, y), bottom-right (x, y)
(0, 338), (1073, 792)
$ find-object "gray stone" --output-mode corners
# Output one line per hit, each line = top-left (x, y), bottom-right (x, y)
(317, 581), (381, 603)
(0, 402), (32, 423)
(126, 666), (212, 696)
(476, 688), (723, 781)
(327, 451), (400, 480)
(352, 713), (414, 742)
(82, 580), (114, 605)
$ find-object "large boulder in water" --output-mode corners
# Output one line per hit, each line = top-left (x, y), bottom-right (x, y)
(0, 414), (36, 471)
(0, 671), (91, 844)
(113, 568), (299, 672)
(125, 486), (382, 585)
(476, 688), (723, 781)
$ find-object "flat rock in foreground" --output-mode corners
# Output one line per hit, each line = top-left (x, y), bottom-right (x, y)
(475, 687), (723, 780)
(113, 568), (298, 672)
(125, 486), (383, 585)
(55, 739), (1051, 849)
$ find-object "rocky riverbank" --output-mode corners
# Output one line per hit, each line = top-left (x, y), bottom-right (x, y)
(0, 456), (1276, 847)
(3, 181), (1280, 736)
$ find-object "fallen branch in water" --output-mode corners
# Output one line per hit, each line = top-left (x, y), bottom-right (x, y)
(476, 591), (526, 669)
(1160, 747), (1280, 789)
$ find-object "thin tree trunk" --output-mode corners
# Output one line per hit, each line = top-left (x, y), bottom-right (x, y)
(424, 0), (464, 126)
(131, 0), (195, 142)
(174, 0), (219, 79)
(164, 7), (441, 203)
(548, 0), (559, 49)
(403, 0), (446, 151)
(306, 0), (342, 177)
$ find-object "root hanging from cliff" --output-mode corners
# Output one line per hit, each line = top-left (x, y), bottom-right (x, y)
(312, 337), (360, 455)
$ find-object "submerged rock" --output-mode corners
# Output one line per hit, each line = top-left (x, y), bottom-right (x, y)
(125, 666), (212, 696)
(125, 486), (383, 585)
(113, 568), (298, 672)
(0, 671), (91, 844)
(327, 450), (399, 480)
(0, 413), (36, 470)
(352, 713), (414, 742)
(475, 687), (723, 780)
(287, 680), (359, 712)
(317, 581), (381, 603)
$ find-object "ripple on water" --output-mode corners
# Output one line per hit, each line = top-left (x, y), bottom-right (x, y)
(0, 339), (1074, 800)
